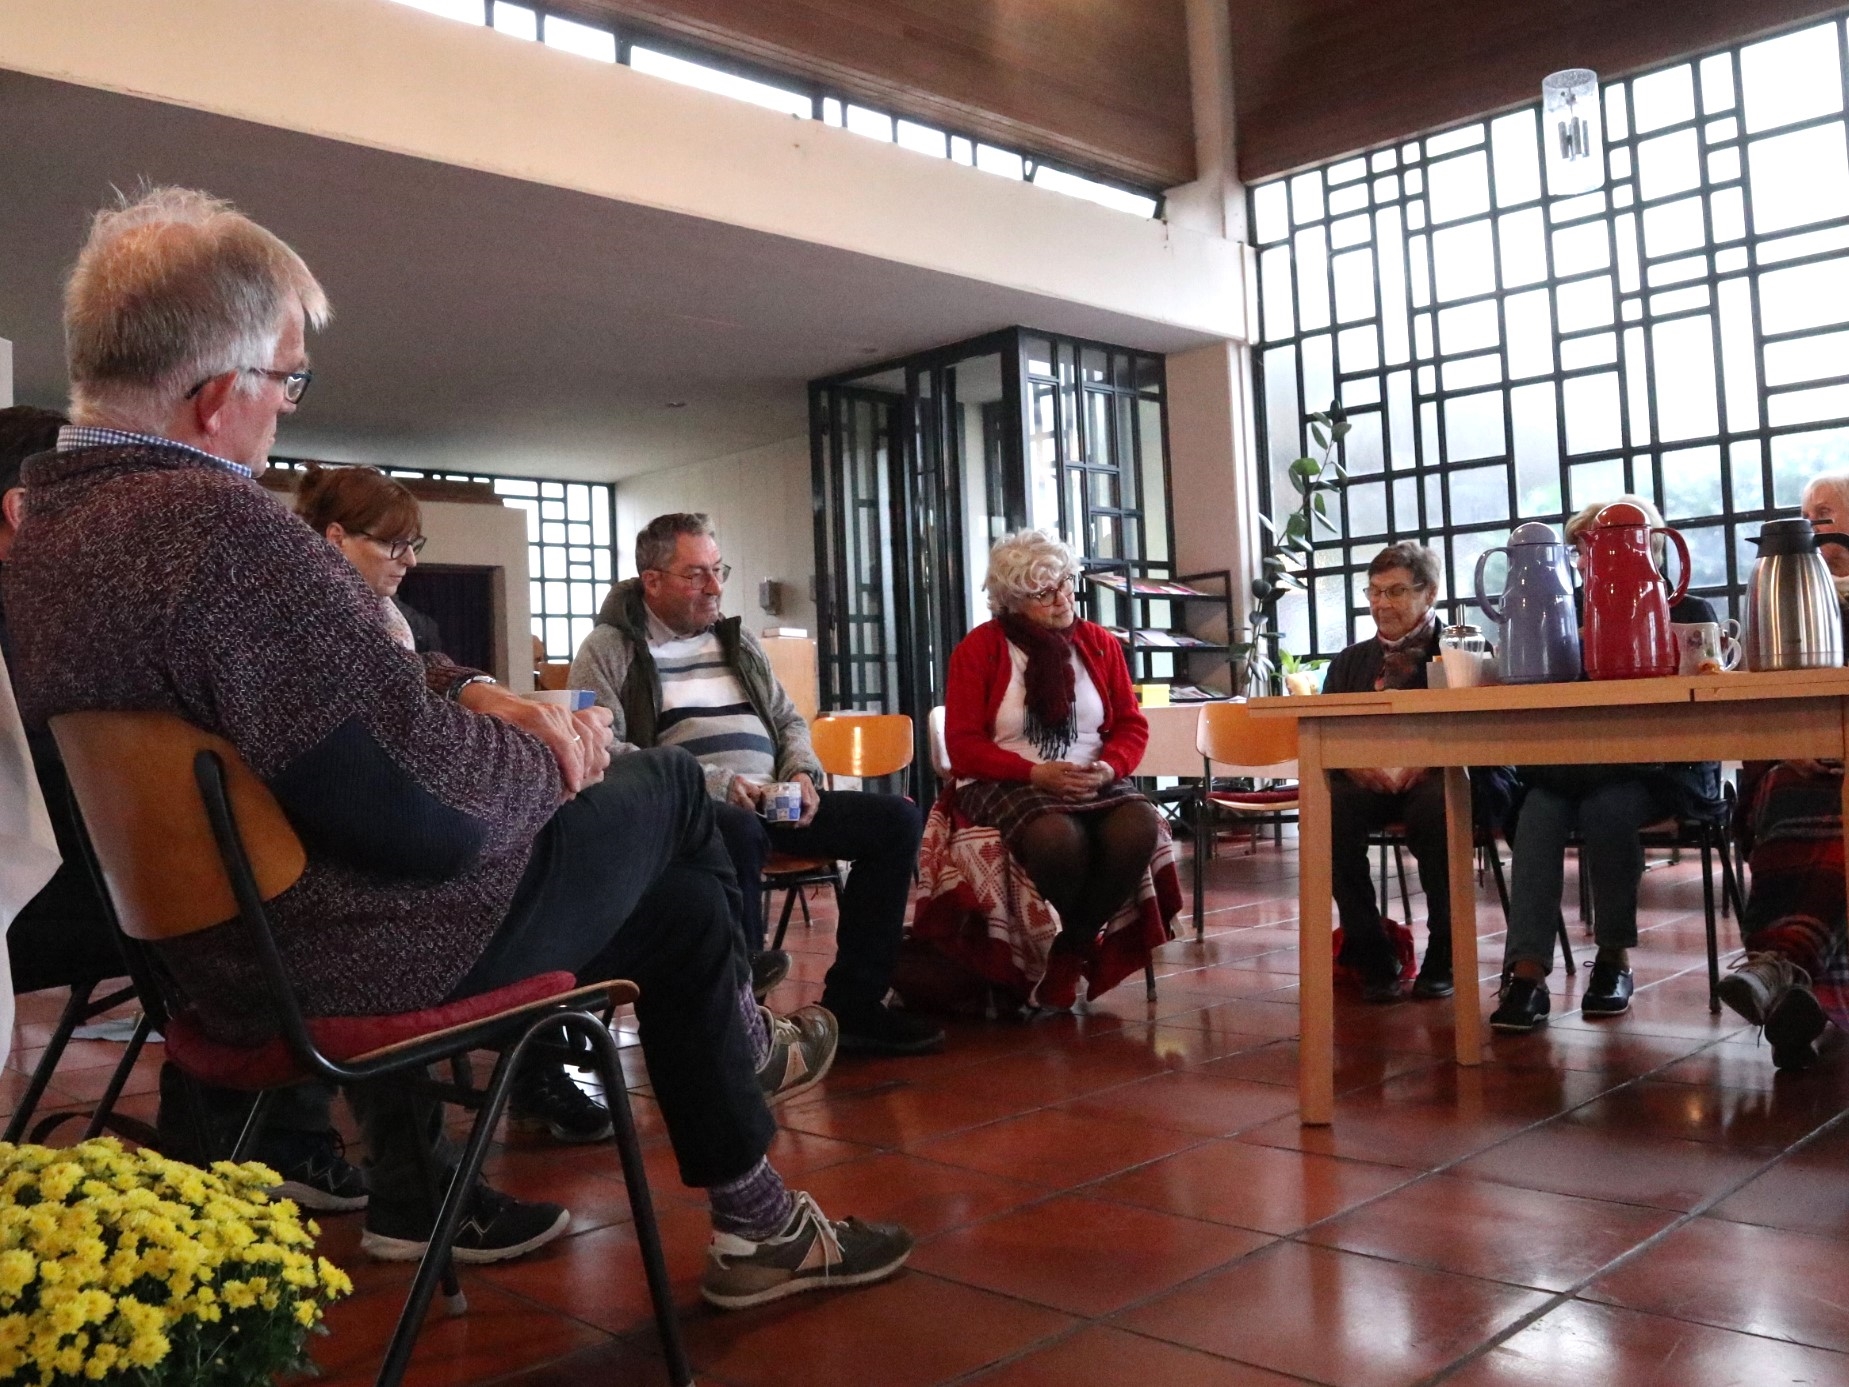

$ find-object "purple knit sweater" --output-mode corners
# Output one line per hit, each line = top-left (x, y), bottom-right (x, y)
(4, 443), (561, 1042)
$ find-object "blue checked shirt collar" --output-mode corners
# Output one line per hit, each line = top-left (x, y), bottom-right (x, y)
(56, 425), (255, 480)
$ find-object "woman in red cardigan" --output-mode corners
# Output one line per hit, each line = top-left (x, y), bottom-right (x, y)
(944, 529), (1162, 1008)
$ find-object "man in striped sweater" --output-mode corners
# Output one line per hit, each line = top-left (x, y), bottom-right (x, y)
(572, 514), (942, 1057)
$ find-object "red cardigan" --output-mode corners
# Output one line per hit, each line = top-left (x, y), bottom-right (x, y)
(944, 618), (1149, 783)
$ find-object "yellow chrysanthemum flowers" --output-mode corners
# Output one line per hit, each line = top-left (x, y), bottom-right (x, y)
(0, 1139), (350, 1386)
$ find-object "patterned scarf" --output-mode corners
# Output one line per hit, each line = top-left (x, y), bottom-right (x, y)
(379, 596), (416, 651)
(1376, 610), (1438, 691)
(999, 611), (1079, 761)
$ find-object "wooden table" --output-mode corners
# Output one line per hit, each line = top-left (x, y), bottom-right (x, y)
(1249, 668), (1849, 1126)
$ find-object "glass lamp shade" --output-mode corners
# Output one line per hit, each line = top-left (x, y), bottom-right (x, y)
(1542, 68), (1604, 195)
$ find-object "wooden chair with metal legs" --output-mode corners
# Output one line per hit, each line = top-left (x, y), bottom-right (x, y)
(1576, 788), (1744, 1013)
(2, 935), (154, 1146)
(51, 711), (692, 1387)
(1192, 701), (1300, 938)
(4, 759), (157, 1146)
(920, 707), (1160, 1001)
(1370, 821), (1576, 976)
(763, 713), (914, 950)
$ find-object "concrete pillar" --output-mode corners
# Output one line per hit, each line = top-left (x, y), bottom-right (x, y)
(1162, 0), (1264, 687)
(1167, 340), (1261, 670)
(1164, 0), (1244, 242)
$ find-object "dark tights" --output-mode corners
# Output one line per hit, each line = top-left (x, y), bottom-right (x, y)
(1015, 800), (1162, 947)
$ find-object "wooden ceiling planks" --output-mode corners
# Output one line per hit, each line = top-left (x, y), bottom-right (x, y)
(550, 0), (1197, 190)
(1231, 0), (1849, 182)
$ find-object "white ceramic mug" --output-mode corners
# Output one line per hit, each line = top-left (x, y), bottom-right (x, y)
(1672, 620), (1742, 676)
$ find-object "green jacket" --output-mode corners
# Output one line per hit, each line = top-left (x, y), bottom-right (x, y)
(568, 576), (823, 802)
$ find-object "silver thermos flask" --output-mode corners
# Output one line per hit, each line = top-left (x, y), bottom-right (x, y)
(1743, 517), (1849, 671)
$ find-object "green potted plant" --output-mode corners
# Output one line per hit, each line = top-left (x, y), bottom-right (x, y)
(1233, 402), (1351, 697)
(1279, 650), (1331, 697)
(0, 1138), (352, 1386)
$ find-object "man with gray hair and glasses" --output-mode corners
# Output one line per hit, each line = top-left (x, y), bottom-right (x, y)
(573, 512), (941, 1057)
(4, 188), (913, 1306)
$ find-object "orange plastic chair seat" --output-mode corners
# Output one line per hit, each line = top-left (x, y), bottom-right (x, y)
(765, 853), (833, 878)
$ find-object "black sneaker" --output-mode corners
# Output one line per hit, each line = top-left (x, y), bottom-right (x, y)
(832, 1002), (946, 1057)
(1489, 975), (1550, 1033)
(361, 1183), (569, 1265)
(508, 1062), (614, 1143)
(1361, 965), (1407, 1004)
(1411, 955), (1454, 1000)
(751, 949), (793, 1001)
(1580, 959), (1634, 1017)
(259, 1129), (370, 1213)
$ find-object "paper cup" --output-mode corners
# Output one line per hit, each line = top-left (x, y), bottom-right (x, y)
(1441, 646), (1483, 688)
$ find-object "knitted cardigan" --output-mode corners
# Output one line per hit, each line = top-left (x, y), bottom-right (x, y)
(943, 617), (1148, 783)
(3, 443), (561, 1042)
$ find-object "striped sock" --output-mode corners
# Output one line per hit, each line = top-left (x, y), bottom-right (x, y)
(740, 984), (770, 1066)
(708, 1157), (795, 1239)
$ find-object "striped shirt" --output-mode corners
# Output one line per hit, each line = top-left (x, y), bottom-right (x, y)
(56, 425), (255, 479)
(650, 621), (777, 782)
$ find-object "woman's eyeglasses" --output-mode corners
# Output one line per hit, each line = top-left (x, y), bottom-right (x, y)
(359, 533), (426, 561)
(1026, 576), (1076, 604)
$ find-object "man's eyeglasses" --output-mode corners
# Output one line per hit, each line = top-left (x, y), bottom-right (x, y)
(656, 563), (732, 586)
(359, 533), (426, 561)
(1026, 576), (1075, 604)
(1365, 582), (1425, 602)
(184, 367), (314, 404)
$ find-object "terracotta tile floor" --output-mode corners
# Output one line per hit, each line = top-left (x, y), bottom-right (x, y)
(8, 837), (1849, 1386)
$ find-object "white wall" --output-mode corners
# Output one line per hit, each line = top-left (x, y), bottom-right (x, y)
(417, 498), (534, 692)
(0, 338), (11, 407)
(1167, 337), (1261, 685)
(614, 434), (816, 635)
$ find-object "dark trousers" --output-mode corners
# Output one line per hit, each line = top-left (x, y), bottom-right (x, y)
(1329, 771), (1451, 977)
(292, 747), (770, 1206)
(441, 746), (773, 1189)
(1505, 774), (1672, 975)
(713, 790), (922, 1014)
(156, 1065), (339, 1159)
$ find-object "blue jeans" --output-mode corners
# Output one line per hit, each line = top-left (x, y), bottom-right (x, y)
(1504, 773), (1673, 975)
(450, 746), (772, 1189)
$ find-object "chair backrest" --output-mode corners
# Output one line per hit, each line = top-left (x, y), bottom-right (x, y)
(810, 713), (914, 779)
(927, 706), (952, 778)
(50, 711), (306, 942)
(536, 661), (573, 692)
(1196, 700), (1299, 777)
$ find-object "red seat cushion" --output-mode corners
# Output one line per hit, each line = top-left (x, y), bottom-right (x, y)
(165, 971), (581, 1091)
(1207, 789), (1299, 808)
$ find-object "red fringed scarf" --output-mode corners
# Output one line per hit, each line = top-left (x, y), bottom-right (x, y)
(998, 611), (1079, 760)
